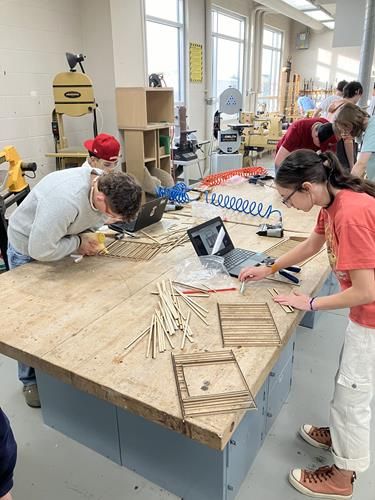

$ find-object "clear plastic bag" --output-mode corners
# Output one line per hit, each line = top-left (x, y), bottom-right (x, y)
(174, 255), (234, 290)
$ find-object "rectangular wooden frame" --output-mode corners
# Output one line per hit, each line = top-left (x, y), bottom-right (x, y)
(264, 236), (319, 266)
(100, 240), (161, 261)
(171, 350), (256, 419)
(218, 303), (282, 348)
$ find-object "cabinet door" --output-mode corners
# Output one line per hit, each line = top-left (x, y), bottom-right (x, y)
(226, 380), (268, 500)
(265, 335), (295, 435)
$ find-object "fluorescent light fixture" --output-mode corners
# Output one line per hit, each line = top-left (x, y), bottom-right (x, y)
(322, 21), (335, 30)
(282, 0), (314, 9)
(304, 9), (333, 21)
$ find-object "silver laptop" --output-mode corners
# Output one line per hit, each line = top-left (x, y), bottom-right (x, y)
(187, 217), (266, 277)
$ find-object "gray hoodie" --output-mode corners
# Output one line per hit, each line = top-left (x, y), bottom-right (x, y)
(8, 166), (107, 261)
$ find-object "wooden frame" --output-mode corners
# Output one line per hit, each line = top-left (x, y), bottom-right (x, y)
(267, 288), (294, 313)
(101, 240), (161, 261)
(101, 228), (190, 261)
(264, 236), (319, 266)
(218, 303), (282, 347)
(172, 350), (256, 419)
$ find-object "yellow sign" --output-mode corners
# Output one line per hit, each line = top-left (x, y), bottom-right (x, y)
(189, 43), (203, 83)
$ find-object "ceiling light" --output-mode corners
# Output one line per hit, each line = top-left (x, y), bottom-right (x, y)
(322, 21), (335, 30)
(304, 9), (333, 21)
(282, 0), (314, 9)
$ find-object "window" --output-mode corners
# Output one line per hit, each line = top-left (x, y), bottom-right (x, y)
(259, 27), (283, 112)
(145, 0), (184, 102)
(212, 8), (245, 105)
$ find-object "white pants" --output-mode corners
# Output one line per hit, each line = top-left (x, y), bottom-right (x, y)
(330, 320), (375, 472)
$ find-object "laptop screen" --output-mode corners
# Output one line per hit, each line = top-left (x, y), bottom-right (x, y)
(108, 197), (167, 233)
(187, 217), (234, 257)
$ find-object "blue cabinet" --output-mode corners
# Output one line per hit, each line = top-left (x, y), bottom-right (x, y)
(36, 333), (296, 500)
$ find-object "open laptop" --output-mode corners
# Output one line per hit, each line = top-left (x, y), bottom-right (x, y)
(109, 197), (168, 233)
(187, 216), (266, 277)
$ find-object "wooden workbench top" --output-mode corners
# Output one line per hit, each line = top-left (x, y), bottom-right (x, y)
(0, 183), (330, 451)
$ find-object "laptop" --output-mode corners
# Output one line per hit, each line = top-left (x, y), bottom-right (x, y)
(187, 216), (266, 277)
(109, 197), (168, 233)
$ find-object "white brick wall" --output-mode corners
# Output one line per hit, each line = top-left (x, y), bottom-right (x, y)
(0, 0), (116, 185)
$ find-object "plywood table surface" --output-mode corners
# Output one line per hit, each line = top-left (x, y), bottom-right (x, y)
(0, 185), (330, 451)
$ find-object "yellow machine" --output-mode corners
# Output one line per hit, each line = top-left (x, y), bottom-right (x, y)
(0, 146), (36, 270)
(47, 53), (98, 170)
(0, 146), (36, 193)
(240, 112), (283, 154)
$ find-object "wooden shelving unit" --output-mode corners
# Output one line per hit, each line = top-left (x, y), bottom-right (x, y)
(116, 87), (174, 187)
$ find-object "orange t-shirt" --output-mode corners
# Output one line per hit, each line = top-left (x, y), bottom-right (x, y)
(314, 189), (375, 328)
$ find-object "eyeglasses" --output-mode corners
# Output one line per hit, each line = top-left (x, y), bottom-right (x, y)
(91, 156), (119, 169)
(281, 186), (300, 206)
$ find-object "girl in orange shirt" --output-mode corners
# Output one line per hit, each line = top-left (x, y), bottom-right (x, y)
(240, 149), (375, 499)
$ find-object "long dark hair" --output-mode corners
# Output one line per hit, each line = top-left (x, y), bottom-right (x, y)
(334, 102), (368, 137)
(276, 149), (375, 198)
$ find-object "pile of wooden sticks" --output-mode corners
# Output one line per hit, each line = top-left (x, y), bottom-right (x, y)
(114, 280), (209, 362)
(141, 226), (190, 254)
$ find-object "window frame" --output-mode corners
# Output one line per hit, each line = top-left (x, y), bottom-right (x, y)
(259, 25), (284, 112)
(211, 6), (246, 102)
(144, 0), (185, 103)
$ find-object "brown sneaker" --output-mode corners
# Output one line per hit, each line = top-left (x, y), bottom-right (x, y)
(299, 424), (332, 450)
(23, 383), (41, 408)
(289, 465), (356, 499)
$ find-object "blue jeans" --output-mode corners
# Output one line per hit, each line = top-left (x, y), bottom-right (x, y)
(7, 242), (36, 386)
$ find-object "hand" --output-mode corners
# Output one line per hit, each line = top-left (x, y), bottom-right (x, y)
(78, 233), (103, 256)
(273, 291), (311, 311)
(239, 265), (272, 282)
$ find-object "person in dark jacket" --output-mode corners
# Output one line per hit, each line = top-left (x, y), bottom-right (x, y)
(0, 408), (17, 500)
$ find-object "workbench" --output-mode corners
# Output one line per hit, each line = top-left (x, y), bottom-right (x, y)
(0, 183), (332, 499)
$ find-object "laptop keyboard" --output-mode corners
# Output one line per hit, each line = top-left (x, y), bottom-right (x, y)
(224, 249), (256, 268)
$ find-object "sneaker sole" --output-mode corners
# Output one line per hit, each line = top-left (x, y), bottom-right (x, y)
(299, 425), (331, 450)
(289, 471), (352, 499)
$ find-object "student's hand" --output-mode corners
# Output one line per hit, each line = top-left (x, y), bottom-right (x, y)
(239, 265), (272, 282)
(78, 233), (103, 256)
(273, 291), (311, 311)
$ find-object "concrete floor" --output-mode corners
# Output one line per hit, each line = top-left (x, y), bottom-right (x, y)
(1, 309), (374, 499)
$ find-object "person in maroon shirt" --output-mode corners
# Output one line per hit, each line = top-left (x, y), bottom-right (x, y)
(274, 117), (351, 170)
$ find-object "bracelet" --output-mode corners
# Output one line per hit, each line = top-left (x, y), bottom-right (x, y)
(309, 297), (317, 311)
(270, 263), (279, 274)
(77, 235), (82, 248)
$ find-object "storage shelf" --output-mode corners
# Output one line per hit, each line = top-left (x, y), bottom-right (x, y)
(118, 123), (173, 131)
(117, 87), (173, 186)
(116, 87), (174, 129)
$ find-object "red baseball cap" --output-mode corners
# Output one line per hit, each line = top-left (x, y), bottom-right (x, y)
(84, 133), (120, 161)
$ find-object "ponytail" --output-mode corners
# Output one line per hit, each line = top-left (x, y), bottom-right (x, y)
(276, 149), (375, 198)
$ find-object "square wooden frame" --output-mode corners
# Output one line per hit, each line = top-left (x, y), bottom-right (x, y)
(171, 350), (256, 419)
(218, 303), (282, 348)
